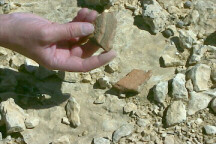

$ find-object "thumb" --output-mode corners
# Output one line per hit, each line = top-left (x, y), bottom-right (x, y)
(48, 22), (94, 42)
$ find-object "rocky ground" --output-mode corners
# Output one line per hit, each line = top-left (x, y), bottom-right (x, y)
(0, 0), (215, 144)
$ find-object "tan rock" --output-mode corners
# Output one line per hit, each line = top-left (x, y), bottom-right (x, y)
(114, 69), (152, 93)
(91, 12), (117, 51)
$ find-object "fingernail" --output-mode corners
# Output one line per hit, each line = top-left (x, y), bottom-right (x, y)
(82, 23), (94, 35)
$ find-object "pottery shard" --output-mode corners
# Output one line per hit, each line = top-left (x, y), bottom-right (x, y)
(92, 12), (117, 51)
(114, 69), (152, 93)
(65, 97), (81, 128)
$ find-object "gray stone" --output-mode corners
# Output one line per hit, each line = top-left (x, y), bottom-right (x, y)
(153, 81), (168, 104)
(0, 98), (28, 133)
(163, 29), (174, 38)
(166, 101), (187, 127)
(98, 76), (111, 89)
(189, 45), (208, 65)
(112, 124), (134, 142)
(186, 79), (193, 92)
(187, 91), (212, 115)
(65, 97), (81, 128)
(176, 21), (184, 28)
(0, 0), (5, 6)
(142, 0), (169, 34)
(172, 73), (188, 99)
(211, 63), (216, 82)
(179, 30), (197, 49)
(184, 1), (192, 8)
(204, 125), (216, 135)
(93, 137), (110, 144)
(123, 102), (137, 114)
(136, 119), (149, 127)
(164, 135), (175, 144)
(92, 12), (117, 51)
(161, 54), (185, 67)
(187, 64), (211, 92)
(211, 98), (216, 113)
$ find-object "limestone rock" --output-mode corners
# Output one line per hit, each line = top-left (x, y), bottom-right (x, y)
(136, 119), (149, 127)
(114, 69), (152, 93)
(94, 94), (106, 104)
(98, 76), (111, 89)
(172, 73), (188, 99)
(187, 91), (212, 115)
(24, 117), (39, 129)
(211, 63), (216, 82)
(123, 102), (137, 114)
(179, 30), (197, 49)
(142, 0), (169, 34)
(81, 73), (92, 83)
(204, 125), (216, 135)
(24, 58), (39, 73)
(92, 12), (117, 51)
(93, 137), (110, 144)
(161, 54), (185, 67)
(164, 135), (175, 144)
(153, 81), (168, 104)
(189, 45), (207, 65)
(52, 136), (70, 144)
(186, 79), (193, 92)
(65, 97), (81, 128)
(61, 117), (70, 125)
(187, 64), (211, 92)
(0, 98), (28, 133)
(105, 60), (119, 73)
(166, 101), (187, 127)
(211, 98), (216, 113)
(112, 124), (134, 142)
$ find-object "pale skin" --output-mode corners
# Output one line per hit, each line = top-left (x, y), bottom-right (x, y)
(0, 8), (117, 72)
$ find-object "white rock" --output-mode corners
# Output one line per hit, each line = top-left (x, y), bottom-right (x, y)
(136, 119), (149, 127)
(172, 73), (188, 99)
(94, 95), (106, 104)
(0, 47), (8, 56)
(61, 117), (70, 125)
(81, 73), (92, 83)
(187, 64), (211, 92)
(93, 137), (110, 144)
(164, 135), (175, 144)
(189, 45), (207, 65)
(153, 81), (168, 104)
(52, 136), (70, 144)
(211, 63), (216, 82)
(105, 60), (119, 73)
(161, 54), (185, 67)
(112, 124), (134, 142)
(24, 117), (39, 129)
(211, 98), (216, 113)
(204, 125), (216, 135)
(179, 30), (197, 49)
(65, 97), (81, 128)
(0, 98), (28, 133)
(98, 76), (111, 89)
(187, 91), (212, 115)
(123, 102), (137, 114)
(142, 0), (169, 34)
(166, 101), (187, 127)
(24, 58), (39, 73)
(195, 118), (203, 125)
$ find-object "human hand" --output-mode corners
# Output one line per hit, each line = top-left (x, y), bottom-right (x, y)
(0, 8), (117, 72)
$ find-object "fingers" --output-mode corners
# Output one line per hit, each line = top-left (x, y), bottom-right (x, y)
(72, 8), (98, 23)
(48, 22), (94, 43)
(49, 50), (117, 72)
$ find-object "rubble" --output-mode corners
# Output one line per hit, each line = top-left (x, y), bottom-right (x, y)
(142, 0), (169, 34)
(188, 45), (207, 65)
(161, 54), (185, 67)
(112, 124), (134, 142)
(172, 73), (188, 99)
(114, 69), (152, 93)
(61, 117), (70, 125)
(165, 101), (187, 127)
(24, 117), (39, 129)
(65, 97), (81, 128)
(187, 91), (212, 115)
(179, 30), (197, 49)
(123, 102), (137, 114)
(204, 125), (216, 135)
(153, 81), (168, 104)
(136, 119), (149, 127)
(187, 64), (211, 92)
(92, 12), (117, 51)
(0, 98), (28, 133)
(52, 136), (70, 144)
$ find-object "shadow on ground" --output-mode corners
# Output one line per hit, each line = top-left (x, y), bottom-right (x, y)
(0, 68), (70, 110)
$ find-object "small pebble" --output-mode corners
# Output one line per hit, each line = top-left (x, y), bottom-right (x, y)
(163, 29), (174, 38)
(176, 21), (184, 28)
(184, 1), (192, 8)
